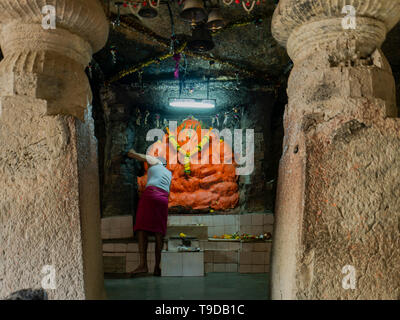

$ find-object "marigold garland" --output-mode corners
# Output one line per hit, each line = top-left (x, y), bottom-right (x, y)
(166, 126), (213, 176)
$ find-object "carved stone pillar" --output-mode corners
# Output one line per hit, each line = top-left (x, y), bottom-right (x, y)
(270, 0), (400, 299)
(0, 0), (108, 299)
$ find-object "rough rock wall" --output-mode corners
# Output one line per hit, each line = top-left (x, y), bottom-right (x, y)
(239, 91), (280, 213)
(300, 120), (400, 299)
(98, 86), (140, 218)
(0, 96), (104, 299)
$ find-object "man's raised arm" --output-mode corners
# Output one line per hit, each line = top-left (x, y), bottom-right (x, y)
(126, 149), (161, 167)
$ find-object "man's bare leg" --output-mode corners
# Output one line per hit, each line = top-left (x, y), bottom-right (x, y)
(154, 233), (164, 276)
(131, 230), (148, 275)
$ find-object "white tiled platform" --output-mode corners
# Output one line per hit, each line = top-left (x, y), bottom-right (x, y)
(167, 213), (273, 237)
(102, 213), (274, 275)
(161, 251), (204, 277)
(101, 213), (274, 240)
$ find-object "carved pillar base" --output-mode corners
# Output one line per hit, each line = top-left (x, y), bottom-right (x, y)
(270, 0), (400, 299)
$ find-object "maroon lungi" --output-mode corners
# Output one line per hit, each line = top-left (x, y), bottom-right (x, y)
(134, 186), (169, 236)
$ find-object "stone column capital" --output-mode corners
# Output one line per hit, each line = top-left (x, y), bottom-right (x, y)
(272, 0), (400, 62)
(0, 0), (109, 53)
(0, 0), (109, 119)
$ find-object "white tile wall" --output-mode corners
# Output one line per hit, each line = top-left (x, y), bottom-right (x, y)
(263, 224), (274, 233)
(103, 243), (114, 252)
(253, 226), (264, 235)
(208, 226), (217, 237)
(224, 225), (237, 235)
(214, 226), (224, 236)
(180, 216), (192, 225)
(264, 214), (274, 225)
(167, 216), (179, 225)
(223, 215), (236, 226)
(252, 214), (264, 226)
(190, 215), (202, 225)
(103, 214), (273, 239)
(127, 243), (138, 252)
(154, 213), (273, 239)
(161, 251), (183, 276)
(240, 215), (252, 226)
(213, 215), (225, 226)
(101, 215), (133, 239)
(202, 216), (212, 226)
(182, 252), (204, 276)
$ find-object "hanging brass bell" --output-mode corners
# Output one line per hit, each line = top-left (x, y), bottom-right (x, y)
(180, 0), (207, 26)
(138, 4), (158, 19)
(187, 25), (215, 52)
(206, 9), (225, 32)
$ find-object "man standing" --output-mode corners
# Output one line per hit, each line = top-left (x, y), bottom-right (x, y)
(125, 149), (172, 277)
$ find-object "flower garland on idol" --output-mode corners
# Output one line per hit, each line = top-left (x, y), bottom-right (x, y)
(166, 125), (213, 176)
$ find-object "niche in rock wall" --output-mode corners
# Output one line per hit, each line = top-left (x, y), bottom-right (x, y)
(137, 117), (239, 213)
(97, 83), (278, 218)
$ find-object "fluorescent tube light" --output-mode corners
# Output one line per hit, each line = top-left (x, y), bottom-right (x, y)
(169, 98), (216, 109)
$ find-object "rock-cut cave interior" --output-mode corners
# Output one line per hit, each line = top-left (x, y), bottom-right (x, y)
(0, 0), (399, 301)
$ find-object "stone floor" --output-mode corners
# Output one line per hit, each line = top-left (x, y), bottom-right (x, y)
(104, 273), (269, 300)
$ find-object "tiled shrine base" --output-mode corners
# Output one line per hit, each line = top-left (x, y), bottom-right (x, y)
(102, 213), (273, 275)
(103, 240), (272, 275)
(102, 213), (274, 240)
(161, 251), (205, 277)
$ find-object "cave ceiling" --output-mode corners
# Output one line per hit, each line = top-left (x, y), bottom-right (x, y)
(94, 0), (289, 85)
(93, 0), (400, 87)
(0, 0), (398, 100)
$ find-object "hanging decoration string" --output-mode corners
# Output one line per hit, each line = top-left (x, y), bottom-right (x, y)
(106, 14), (273, 84)
(106, 46), (264, 84)
(107, 41), (187, 84)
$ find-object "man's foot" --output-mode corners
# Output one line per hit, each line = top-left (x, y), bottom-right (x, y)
(153, 266), (161, 277)
(129, 265), (148, 277)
